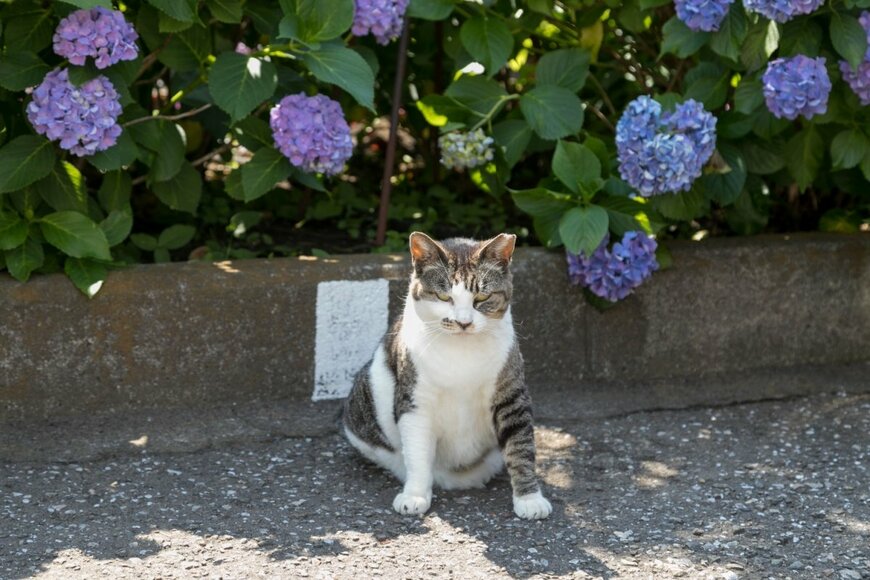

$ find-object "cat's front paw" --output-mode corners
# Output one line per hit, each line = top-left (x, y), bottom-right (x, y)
(392, 491), (431, 516)
(513, 491), (552, 520)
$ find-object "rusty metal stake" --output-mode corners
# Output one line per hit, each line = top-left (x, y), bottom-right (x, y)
(375, 16), (412, 246)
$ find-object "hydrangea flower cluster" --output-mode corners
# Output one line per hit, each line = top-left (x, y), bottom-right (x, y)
(439, 129), (495, 170)
(675, 0), (734, 32)
(566, 232), (659, 302)
(742, 0), (824, 23)
(616, 96), (717, 197)
(270, 93), (353, 176)
(27, 68), (123, 157)
(53, 7), (139, 69)
(762, 56), (831, 120)
(839, 12), (870, 106)
(352, 0), (410, 45)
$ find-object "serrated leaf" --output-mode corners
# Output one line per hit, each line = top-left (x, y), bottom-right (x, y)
(88, 130), (139, 172)
(98, 171), (133, 213)
(740, 19), (780, 71)
(0, 213), (29, 251)
(520, 86), (584, 140)
(302, 45), (375, 110)
(416, 95), (470, 128)
(147, 0), (196, 22)
(158, 25), (210, 71)
(444, 76), (508, 118)
(696, 144), (746, 207)
(511, 188), (572, 248)
(740, 141), (785, 174)
(158, 224), (196, 249)
(40, 211), (112, 260)
(100, 208), (133, 246)
(734, 78), (763, 114)
(552, 141), (601, 195)
(831, 128), (869, 170)
(0, 51), (50, 91)
(536, 48), (590, 92)
(232, 117), (275, 151)
(785, 125), (824, 191)
(60, 0), (113, 7)
(661, 17), (709, 58)
(492, 120), (532, 167)
(209, 54), (278, 122)
(831, 14), (868, 70)
(5, 11), (54, 53)
(288, 0), (354, 43)
(709, 6), (747, 62)
(0, 136), (56, 194)
(152, 162), (202, 214)
(241, 147), (293, 201)
(408, 0), (455, 20)
(5, 238), (44, 282)
(559, 205), (609, 257)
(35, 161), (88, 213)
(207, 0), (244, 22)
(64, 257), (107, 298)
(131, 233), (158, 251)
(684, 63), (729, 109)
(460, 16), (513, 75)
(652, 189), (707, 220)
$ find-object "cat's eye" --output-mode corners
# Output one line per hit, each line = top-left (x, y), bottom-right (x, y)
(474, 293), (490, 303)
(436, 292), (451, 301)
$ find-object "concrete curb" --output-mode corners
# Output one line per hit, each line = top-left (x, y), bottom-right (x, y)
(2, 233), (869, 423)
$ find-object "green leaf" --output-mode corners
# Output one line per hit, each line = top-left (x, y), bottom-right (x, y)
(661, 17), (709, 58)
(460, 17), (514, 75)
(819, 208), (861, 233)
(696, 145), (746, 207)
(0, 51), (50, 91)
(40, 211), (112, 260)
(131, 233), (158, 251)
(734, 78), (763, 115)
(100, 208), (133, 247)
(130, 121), (186, 182)
(158, 224), (196, 249)
(35, 161), (88, 213)
(408, 0), (455, 20)
(596, 196), (651, 235)
(241, 147), (294, 202)
(88, 130), (139, 172)
(831, 128), (869, 170)
(154, 247), (172, 263)
(492, 120), (532, 167)
(740, 19), (780, 71)
(207, 0), (244, 22)
(444, 76), (508, 119)
(785, 125), (824, 191)
(5, 238), (44, 282)
(779, 18), (821, 57)
(709, 5), (747, 62)
(159, 11), (194, 33)
(98, 171), (133, 213)
(511, 188), (573, 248)
(302, 44), (375, 110)
(209, 53), (278, 122)
(558, 205), (609, 257)
(519, 86), (584, 140)
(60, 0), (113, 7)
(416, 95), (471, 128)
(684, 63), (729, 110)
(740, 141), (785, 175)
(67, 63), (102, 87)
(158, 25), (210, 71)
(4, 10), (54, 53)
(0, 213), (29, 251)
(64, 258), (107, 298)
(0, 136), (56, 194)
(552, 141), (601, 195)
(536, 48), (590, 92)
(152, 162), (202, 214)
(286, 0), (354, 43)
(831, 14), (868, 70)
(651, 189), (707, 220)
(861, 149), (870, 181)
(147, 0), (196, 22)
(231, 117), (275, 151)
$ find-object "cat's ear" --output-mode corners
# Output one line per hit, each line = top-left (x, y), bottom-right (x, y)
(477, 233), (516, 266)
(409, 232), (447, 265)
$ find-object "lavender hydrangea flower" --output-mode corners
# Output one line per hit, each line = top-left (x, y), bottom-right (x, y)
(53, 7), (139, 69)
(439, 129), (495, 170)
(270, 93), (353, 176)
(26, 68), (123, 157)
(839, 12), (870, 106)
(566, 232), (659, 302)
(352, 0), (409, 45)
(615, 96), (717, 197)
(675, 0), (735, 32)
(762, 56), (831, 120)
(742, 0), (823, 23)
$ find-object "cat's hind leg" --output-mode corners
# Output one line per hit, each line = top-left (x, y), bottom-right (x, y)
(344, 427), (406, 481)
(434, 448), (504, 490)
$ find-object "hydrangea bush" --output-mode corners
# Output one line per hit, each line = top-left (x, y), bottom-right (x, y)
(0, 0), (867, 301)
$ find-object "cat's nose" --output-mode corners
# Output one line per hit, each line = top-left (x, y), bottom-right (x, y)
(456, 320), (472, 330)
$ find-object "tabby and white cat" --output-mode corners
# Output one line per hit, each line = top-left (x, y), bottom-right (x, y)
(342, 232), (552, 520)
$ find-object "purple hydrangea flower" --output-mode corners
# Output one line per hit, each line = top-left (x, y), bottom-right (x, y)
(742, 0), (824, 23)
(675, 0), (735, 32)
(352, 0), (409, 45)
(566, 232), (659, 302)
(616, 96), (717, 196)
(26, 68), (123, 157)
(53, 7), (139, 69)
(439, 129), (495, 170)
(839, 11), (870, 105)
(762, 56), (831, 120)
(270, 93), (353, 176)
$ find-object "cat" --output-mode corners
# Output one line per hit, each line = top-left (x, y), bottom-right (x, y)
(342, 231), (552, 520)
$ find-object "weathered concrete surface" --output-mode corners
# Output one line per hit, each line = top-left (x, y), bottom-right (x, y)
(1, 233), (869, 422)
(2, 391), (868, 579)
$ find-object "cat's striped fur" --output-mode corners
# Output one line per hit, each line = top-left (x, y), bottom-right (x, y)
(342, 232), (551, 519)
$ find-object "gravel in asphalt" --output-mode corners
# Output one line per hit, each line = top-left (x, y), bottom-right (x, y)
(1, 392), (868, 579)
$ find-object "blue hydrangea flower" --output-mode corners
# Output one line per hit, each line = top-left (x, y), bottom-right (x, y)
(616, 96), (717, 197)
(762, 56), (831, 120)
(742, 0), (823, 22)
(352, 0), (409, 45)
(675, 0), (735, 32)
(53, 7), (139, 69)
(566, 232), (659, 302)
(439, 129), (495, 170)
(840, 11), (870, 106)
(26, 68), (123, 157)
(270, 93), (353, 176)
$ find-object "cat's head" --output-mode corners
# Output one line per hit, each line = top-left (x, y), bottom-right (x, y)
(407, 232), (516, 335)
